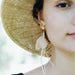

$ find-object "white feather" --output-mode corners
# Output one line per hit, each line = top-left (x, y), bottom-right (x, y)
(35, 31), (48, 50)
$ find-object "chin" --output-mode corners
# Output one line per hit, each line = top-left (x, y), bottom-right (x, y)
(63, 47), (75, 54)
(56, 45), (75, 54)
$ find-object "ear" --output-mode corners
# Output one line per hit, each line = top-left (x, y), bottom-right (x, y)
(38, 11), (46, 30)
(38, 10), (44, 24)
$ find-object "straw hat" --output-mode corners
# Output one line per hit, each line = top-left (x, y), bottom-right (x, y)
(1, 0), (54, 57)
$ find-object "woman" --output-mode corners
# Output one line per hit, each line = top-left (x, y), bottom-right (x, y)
(1, 0), (75, 75)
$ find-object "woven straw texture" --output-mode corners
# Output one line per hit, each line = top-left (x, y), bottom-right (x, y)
(1, 0), (54, 57)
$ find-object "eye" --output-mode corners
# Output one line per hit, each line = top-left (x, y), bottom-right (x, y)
(56, 2), (70, 8)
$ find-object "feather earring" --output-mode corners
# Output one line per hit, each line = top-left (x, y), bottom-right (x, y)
(35, 30), (48, 51)
(35, 30), (48, 75)
(35, 22), (48, 75)
(35, 21), (48, 51)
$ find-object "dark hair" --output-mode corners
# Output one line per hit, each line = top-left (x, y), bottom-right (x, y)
(32, 0), (43, 25)
(32, 0), (50, 42)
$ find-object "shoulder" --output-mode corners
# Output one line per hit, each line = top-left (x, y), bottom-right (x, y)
(24, 66), (43, 75)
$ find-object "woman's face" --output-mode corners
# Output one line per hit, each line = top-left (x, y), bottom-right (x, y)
(41, 0), (75, 53)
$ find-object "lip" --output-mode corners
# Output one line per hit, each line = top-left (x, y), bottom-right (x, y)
(67, 32), (75, 38)
(68, 32), (75, 35)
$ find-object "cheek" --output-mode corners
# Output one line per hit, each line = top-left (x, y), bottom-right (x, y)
(45, 17), (59, 46)
(45, 13), (61, 39)
(44, 12), (68, 45)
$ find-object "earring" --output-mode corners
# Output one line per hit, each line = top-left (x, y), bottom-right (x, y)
(40, 21), (46, 31)
(35, 30), (48, 51)
(35, 30), (48, 75)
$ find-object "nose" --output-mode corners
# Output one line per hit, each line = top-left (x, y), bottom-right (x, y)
(72, 18), (75, 25)
(71, 6), (75, 25)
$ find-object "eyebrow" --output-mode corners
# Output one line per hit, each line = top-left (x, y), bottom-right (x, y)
(56, 0), (72, 4)
(56, 0), (72, 2)
(46, 0), (72, 6)
(47, 0), (71, 3)
(57, 0), (71, 1)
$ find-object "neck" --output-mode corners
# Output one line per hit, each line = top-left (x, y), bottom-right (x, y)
(50, 48), (75, 75)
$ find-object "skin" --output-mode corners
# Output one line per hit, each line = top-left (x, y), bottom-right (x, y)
(38, 0), (75, 75)
(24, 0), (75, 75)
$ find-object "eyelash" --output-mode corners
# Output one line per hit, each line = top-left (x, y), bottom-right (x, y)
(56, 2), (71, 9)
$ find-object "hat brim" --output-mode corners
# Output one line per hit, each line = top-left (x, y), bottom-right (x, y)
(1, 0), (54, 57)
